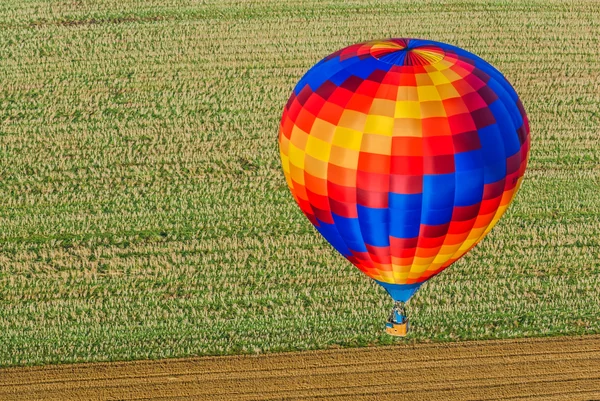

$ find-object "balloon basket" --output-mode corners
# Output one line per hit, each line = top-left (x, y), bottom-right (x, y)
(385, 301), (409, 337)
(385, 319), (409, 337)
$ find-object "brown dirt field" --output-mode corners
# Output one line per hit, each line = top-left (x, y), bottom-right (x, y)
(1, 335), (599, 401)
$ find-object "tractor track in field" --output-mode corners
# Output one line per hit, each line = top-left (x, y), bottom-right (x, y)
(1, 335), (599, 400)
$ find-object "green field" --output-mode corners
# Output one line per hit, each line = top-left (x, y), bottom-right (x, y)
(0, 0), (599, 367)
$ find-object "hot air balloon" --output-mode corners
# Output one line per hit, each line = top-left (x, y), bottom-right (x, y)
(278, 38), (530, 336)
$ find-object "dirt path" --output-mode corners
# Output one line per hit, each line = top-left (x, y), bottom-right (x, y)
(1, 335), (599, 400)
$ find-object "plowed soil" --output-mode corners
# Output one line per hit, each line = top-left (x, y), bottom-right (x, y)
(1, 335), (599, 401)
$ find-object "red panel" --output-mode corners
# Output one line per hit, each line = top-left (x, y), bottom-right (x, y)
(346, 93), (375, 114)
(420, 223), (450, 239)
(423, 154), (455, 174)
(328, 181), (356, 203)
(447, 113), (477, 134)
(390, 236), (419, 249)
(482, 179), (506, 200)
(356, 188), (389, 208)
(389, 174), (423, 194)
(317, 101), (345, 126)
(422, 117), (451, 136)
(329, 199), (358, 218)
(452, 130), (481, 152)
(295, 107), (317, 133)
(453, 203), (481, 221)
(422, 135), (454, 156)
(392, 136), (423, 156)
(390, 155), (424, 175)
(358, 153), (391, 174)
(356, 170), (390, 192)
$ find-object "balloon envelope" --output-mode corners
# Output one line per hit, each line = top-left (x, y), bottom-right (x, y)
(278, 38), (530, 302)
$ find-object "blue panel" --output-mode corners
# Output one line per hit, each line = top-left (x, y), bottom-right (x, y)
(478, 124), (506, 163)
(357, 205), (388, 222)
(345, 240), (368, 253)
(315, 219), (352, 257)
(353, 57), (386, 79)
(375, 280), (423, 302)
(328, 68), (354, 86)
(484, 160), (507, 184)
(488, 99), (520, 157)
(454, 149), (483, 171)
(331, 213), (367, 252)
(422, 207), (453, 226)
(357, 205), (389, 246)
(486, 78), (523, 130)
(390, 224), (420, 239)
(454, 169), (484, 206)
(359, 221), (390, 247)
(389, 209), (421, 238)
(389, 193), (423, 210)
(296, 56), (361, 93)
(422, 174), (455, 210)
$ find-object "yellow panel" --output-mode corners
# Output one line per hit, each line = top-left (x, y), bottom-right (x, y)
(364, 114), (394, 136)
(338, 109), (368, 131)
(394, 101), (421, 118)
(420, 101), (446, 118)
(426, 261), (444, 272)
(305, 134), (331, 162)
(369, 98), (396, 117)
(417, 85), (441, 102)
(279, 132), (290, 155)
(456, 238), (477, 253)
(288, 141), (305, 169)
(411, 259), (433, 273)
(280, 151), (290, 174)
(441, 68), (463, 82)
(381, 271), (395, 283)
(393, 272), (410, 281)
(434, 59), (455, 71)
(393, 118), (422, 137)
(436, 83), (460, 99)
(415, 73), (434, 86)
(432, 253), (451, 265)
(304, 156), (328, 180)
(439, 244), (461, 255)
(283, 170), (294, 191)
(290, 125), (309, 150)
(289, 163), (305, 185)
(332, 127), (363, 150)
(310, 118), (336, 143)
(428, 71), (450, 85)
(397, 86), (419, 101)
(361, 133), (392, 155)
(329, 145), (359, 168)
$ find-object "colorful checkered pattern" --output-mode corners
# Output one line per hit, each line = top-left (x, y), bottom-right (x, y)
(278, 39), (530, 292)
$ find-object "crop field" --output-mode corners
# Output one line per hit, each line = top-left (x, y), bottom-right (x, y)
(2, 335), (600, 400)
(0, 0), (599, 369)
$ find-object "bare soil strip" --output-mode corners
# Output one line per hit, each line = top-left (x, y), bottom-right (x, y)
(1, 335), (599, 401)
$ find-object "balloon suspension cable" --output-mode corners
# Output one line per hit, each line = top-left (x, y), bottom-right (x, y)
(385, 301), (409, 337)
(390, 301), (407, 324)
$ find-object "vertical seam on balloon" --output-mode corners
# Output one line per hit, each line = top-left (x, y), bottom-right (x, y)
(472, 78), (522, 244)
(322, 90), (367, 265)
(279, 97), (298, 201)
(422, 79), (460, 282)
(404, 81), (425, 284)
(323, 67), (379, 277)
(386, 90), (396, 283)
(445, 63), (489, 263)
(357, 83), (395, 283)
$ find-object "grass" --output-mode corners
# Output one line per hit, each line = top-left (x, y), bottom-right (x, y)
(0, 0), (599, 367)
